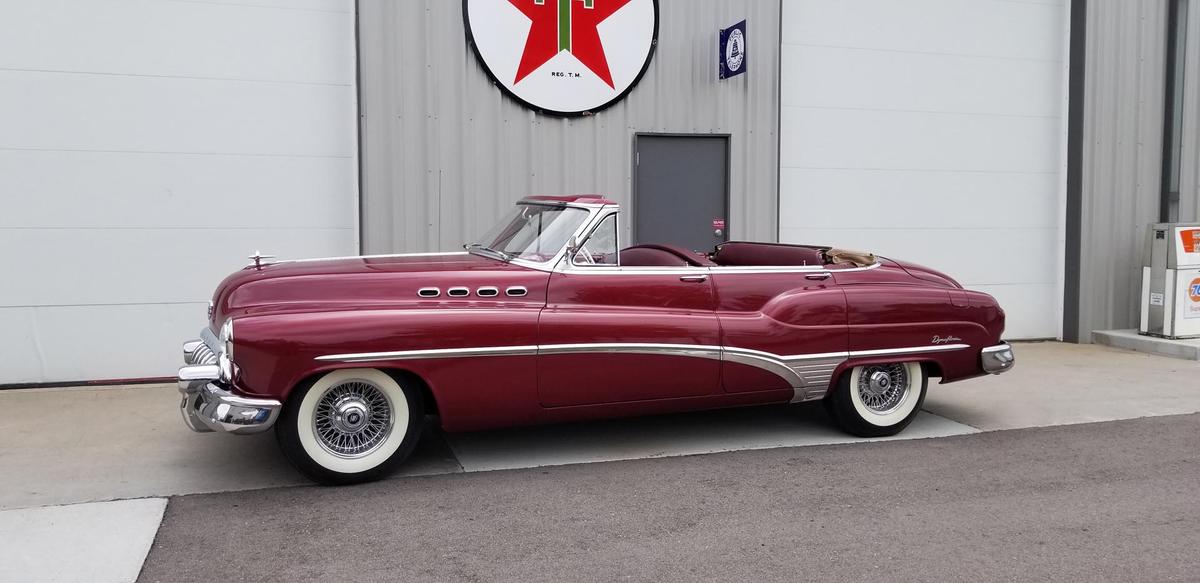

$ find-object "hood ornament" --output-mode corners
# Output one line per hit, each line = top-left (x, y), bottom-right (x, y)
(248, 250), (277, 270)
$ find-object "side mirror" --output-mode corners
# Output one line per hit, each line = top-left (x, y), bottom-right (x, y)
(565, 236), (581, 258)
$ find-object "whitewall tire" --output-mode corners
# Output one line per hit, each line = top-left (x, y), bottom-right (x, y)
(276, 368), (423, 485)
(826, 362), (927, 438)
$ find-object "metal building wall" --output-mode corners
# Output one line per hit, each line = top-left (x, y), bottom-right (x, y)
(357, 0), (779, 253)
(0, 0), (357, 384)
(1075, 0), (1168, 339)
(1179, 0), (1200, 221)
(780, 0), (1070, 340)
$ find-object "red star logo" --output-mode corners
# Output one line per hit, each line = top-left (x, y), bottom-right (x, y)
(508, 0), (634, 88)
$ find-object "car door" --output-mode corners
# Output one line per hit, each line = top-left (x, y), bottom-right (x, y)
(537, 212), (722, 407)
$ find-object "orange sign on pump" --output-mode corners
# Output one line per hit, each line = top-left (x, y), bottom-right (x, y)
(1182, 229), (1200, 254)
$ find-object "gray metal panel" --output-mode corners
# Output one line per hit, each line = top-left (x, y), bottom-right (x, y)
(1075, 0), (1169, 339)
(357, 0), (779, 254)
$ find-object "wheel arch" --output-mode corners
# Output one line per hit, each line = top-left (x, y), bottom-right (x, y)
(830, 355), (943, 390)
(283, 365), (441, 420)
(380, 367), (440, 417)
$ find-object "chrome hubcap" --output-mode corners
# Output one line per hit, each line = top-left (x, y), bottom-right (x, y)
(856, 364), (910, 414)
(313, 381), (394, 458)
(868, 371), (892, 393)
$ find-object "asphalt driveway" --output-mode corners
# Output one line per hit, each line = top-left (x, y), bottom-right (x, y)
(138, 413), (1200, 583)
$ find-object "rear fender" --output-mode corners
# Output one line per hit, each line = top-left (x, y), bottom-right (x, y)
(828, 356), (945, 393)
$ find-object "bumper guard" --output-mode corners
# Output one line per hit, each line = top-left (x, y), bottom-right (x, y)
(178, 337), (281, 434)
(981, 343), (1015, 374)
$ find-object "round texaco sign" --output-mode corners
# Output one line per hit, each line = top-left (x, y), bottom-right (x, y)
(464, 0), (659, 116)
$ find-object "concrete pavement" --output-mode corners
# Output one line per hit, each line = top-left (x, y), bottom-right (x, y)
(0, 498), (166, 583)
(138, 414), (1200, 583)
(0, 384), (461, 511)
(923, 341), (1200, 430)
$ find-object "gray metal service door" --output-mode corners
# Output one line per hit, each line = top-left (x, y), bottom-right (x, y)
(634, 135), (730, 251)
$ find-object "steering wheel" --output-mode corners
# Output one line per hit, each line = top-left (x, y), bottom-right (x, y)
(574, 244), (596, 265)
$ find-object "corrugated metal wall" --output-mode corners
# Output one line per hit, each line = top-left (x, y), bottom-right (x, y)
(1179, 0), (1200, 221)
(357, 0), (779, 253)
(1076, 0), (1168, 338)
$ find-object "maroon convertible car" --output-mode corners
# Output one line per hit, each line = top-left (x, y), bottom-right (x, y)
(178, 195), (1014, 484)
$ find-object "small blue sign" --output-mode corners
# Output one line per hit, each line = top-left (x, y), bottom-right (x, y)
(719, 20), (747, 80)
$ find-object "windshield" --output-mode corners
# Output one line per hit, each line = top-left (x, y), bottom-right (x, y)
(468, 204), (590, 263)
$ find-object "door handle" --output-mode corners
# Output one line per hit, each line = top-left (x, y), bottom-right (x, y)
(680, 275), (708, 283)
(805, 273), (831, 281)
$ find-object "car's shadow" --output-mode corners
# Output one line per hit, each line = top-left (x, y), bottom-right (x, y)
(186, 402), (975, 490)
(436, 403), (977, 474)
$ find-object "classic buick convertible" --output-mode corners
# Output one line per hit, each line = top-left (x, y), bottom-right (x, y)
(178, 195), (1013, 484)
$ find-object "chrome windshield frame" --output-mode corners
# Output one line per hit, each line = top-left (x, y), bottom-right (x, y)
(475, 200), (612, 272)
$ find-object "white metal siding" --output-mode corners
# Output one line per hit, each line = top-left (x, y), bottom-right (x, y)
(357, 0), (781, 254)
(779, 0), (1069, 339)
(0, 0), (358, 384)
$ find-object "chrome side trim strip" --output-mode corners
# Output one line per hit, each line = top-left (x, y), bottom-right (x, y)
(314, 342), (973, 402)
(555, 262), (884, 276)
(538, 343), (724, 360)
(710, 262), (882, 274)
(316, 345), (540, 363)
(559, 267), (713, 276)
(721, 346), (848, 403)
(784, 350), (852, 361)
(721, 347), (811, 395)
(280, 252), (469, 264)
(848, 344), (969, 357)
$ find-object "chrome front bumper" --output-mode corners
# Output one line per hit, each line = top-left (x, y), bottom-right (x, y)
(981, 343), (1015, 374)
(178, 334), (281, 435)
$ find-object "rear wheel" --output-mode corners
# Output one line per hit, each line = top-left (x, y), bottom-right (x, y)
(276, 368), (422, 485)
(826, 362), (926, 437)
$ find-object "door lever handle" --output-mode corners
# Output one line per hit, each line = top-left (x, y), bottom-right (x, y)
(680, 275), (708, 283)
(805, 273), (831, 281)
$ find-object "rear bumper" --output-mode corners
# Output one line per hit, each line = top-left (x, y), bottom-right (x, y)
(178, 334), (281, 434)
(981, 343), (1015, 374)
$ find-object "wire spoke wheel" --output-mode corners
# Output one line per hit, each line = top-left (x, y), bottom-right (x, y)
(312, 380), (395, 459)
(280, 368), (421, 485)
(828, 361), (927, 438)
(855, 363), (911, 415)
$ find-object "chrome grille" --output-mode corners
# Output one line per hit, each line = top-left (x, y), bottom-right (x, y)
(188, 343), (217, 366)
(184, 329), (221, 366)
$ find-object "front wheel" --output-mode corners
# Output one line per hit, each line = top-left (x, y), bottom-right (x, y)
(825, 362), (927, 438)
(276, 368), (423, 485)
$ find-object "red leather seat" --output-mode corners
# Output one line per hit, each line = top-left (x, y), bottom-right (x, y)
(620, 244), (716, 267)
(619, 246), (689, 266)
(710, 241), (826, 266)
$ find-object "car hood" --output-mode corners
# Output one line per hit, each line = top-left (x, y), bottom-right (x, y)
(208, 252), (541, 327)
